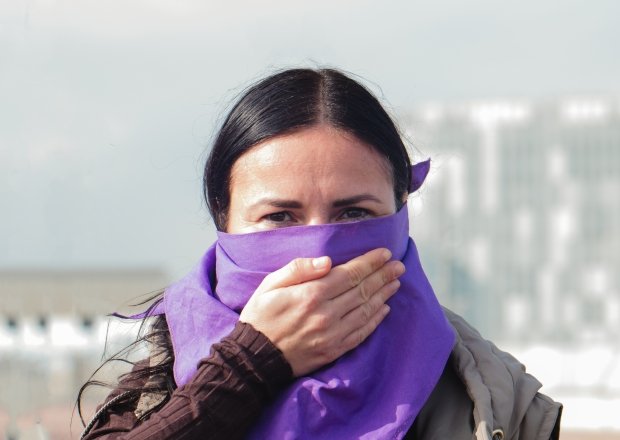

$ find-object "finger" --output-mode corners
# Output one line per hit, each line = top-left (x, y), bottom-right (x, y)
(339, 279), (400, 326)
(329, 261), (404, 315)
(340, 304), (391, 353)
(321, 248), (392, 299)
(256, 256), (332, 293)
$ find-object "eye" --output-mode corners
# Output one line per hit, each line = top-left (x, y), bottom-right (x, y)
(264, 211), (293, 223)
(339, 208), (371, 221)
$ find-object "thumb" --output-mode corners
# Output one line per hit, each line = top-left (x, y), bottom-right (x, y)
(257, 256), (332, 293)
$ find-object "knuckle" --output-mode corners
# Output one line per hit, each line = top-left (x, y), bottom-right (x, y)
(381, 267), (391, 284)
(289, 258), (306, 274)
(347, 264), (366, 287)
(301, 292), (320, 313)
(369, 291), (384, 307)
(310, 335), (326, 352)
(361, 303), (373, 320)
(311, 336), (341, 363)
(358, 281), (370, 301)
(313, 313), (331, 330)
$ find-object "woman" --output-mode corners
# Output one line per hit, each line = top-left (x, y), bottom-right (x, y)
(78, 68), (562, 439)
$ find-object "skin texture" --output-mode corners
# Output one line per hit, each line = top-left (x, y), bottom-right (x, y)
(227, 125), (396, 232)
(232, 125), (407, 376)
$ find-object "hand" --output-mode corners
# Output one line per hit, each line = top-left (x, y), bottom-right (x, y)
(239, 248), (405, 376)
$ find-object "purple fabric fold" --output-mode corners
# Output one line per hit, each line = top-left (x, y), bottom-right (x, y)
(163, 205), (455, 439)
(409, 159), (431, 193)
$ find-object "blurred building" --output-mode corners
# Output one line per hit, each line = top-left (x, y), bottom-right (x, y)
(0, 269), (167, 439)
(404, 96), (620, 345)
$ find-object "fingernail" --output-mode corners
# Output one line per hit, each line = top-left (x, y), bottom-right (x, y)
(312, 256), (330, 269)
(382, 249), (392, 261)
(383, 304), (391, 315)
(394, 262), (406, 277)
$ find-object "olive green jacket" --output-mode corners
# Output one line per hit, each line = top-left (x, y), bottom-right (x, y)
(411, 308), (562, 440)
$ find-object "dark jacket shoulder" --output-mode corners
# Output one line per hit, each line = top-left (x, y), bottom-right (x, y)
(416, 308), (563, 440)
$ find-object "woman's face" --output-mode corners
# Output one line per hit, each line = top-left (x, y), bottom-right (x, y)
(227, 125), (397, 233)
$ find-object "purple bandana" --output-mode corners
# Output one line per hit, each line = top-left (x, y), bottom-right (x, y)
(154, 159), (454, 438)
(162, 194), (454, 438)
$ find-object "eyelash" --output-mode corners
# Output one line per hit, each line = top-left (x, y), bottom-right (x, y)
(262, 208), (372, 225)
(265, 212), (293, 223)
(339, 207), (371, 220)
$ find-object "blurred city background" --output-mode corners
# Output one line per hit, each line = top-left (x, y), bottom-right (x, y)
(1, 1), (619, 439)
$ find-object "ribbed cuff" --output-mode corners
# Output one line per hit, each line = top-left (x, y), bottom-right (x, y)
(224, 321), (294, 392)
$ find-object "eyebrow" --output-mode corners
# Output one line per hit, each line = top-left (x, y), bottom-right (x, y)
(332, 194), (383, 207)
(250, 194), (384, 210)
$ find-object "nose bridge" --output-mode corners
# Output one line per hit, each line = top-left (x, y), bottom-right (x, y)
(303, 188), (332, 225)
(306, 217), (330, 226)
(304, 206), (332, 226)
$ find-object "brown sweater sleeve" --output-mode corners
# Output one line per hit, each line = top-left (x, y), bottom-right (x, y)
(82, 321), (293, 440)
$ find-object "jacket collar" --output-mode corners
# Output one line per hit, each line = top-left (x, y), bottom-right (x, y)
(444, 308), (561, 440)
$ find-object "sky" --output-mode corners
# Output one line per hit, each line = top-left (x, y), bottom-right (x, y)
(1, 0), (619, 278)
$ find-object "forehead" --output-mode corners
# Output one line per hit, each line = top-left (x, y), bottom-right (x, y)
(230, 125), (392, 191)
